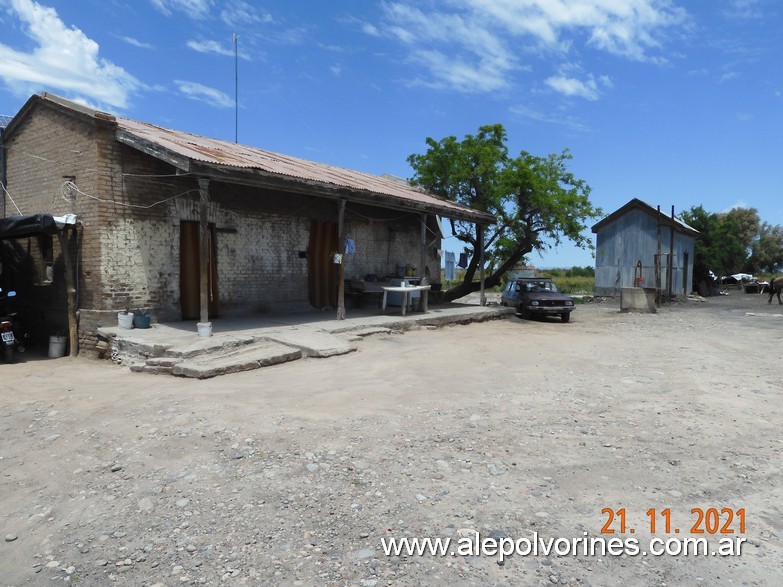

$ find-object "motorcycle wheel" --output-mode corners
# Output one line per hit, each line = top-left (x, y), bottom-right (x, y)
(4, 345), (13, 364)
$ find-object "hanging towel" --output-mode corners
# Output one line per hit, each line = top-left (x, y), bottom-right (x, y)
(444, 251), (456, 280)
(344, 238), (356, 254)
(457, 252), (468, 268)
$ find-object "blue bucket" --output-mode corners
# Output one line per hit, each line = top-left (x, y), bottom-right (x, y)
(133, 314), (151, 329)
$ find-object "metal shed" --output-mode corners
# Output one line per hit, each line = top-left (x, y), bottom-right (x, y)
(591, 198), (698, 298)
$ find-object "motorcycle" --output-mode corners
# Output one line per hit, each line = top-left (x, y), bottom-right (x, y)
(0, 288), (25, 364)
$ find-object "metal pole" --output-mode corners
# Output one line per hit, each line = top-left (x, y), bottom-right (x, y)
(656, 205), (662, 307)
(234, 33), (238, 144)
(669, 205), (675, 301)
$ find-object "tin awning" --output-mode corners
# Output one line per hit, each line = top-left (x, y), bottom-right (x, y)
(0, 214), (76, 239)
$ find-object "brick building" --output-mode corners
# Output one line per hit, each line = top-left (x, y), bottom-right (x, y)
(1, 93), (493, 355)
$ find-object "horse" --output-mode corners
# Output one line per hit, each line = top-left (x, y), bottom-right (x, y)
(769, 276), (783, 305)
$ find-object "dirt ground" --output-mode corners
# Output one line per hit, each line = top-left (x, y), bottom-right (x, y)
(1, 290), (782, 586)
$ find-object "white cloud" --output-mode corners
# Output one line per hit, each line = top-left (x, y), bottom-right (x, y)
(719, 71), (739, 83)
(150, 0), (212, 19)
(463, 0), (688, 61)
(187, 39), (233, 57)
(510, 104), (590, 131)
(723, 0), (763, 19)
(545, 74), (600, 100)
(362, 22), (380, 36)
(0, 0), (141, 108)
(220, 1), (272, 27)
(378, 3), (519, 93)
(724, 200), (749, 212)
(120, 36), (153, 50)
(175, 80), (233, 108)
(372, 0), (688, 94)
(544, 63), (611, 100)
(330, 63), (342, 77)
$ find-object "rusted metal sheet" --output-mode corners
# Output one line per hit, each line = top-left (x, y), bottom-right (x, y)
(116, 117), (493, 224)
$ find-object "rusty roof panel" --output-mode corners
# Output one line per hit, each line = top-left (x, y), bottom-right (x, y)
(116, 117), (492, 222)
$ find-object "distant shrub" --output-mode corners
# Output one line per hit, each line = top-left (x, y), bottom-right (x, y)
(565, 265), (595, 278)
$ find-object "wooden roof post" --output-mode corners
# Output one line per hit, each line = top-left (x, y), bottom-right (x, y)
(198, 178), (210, 326)
(57, 226), (79, 356)
(478, 223), (486, 306)
(420, 213), (427, 283)
(336, 198), (346, 320)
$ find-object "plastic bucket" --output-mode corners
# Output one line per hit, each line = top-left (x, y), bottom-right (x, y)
(117, 312), (134, 329)
(197, 322), (212, 337)
(48, 335), (67, 358)
(133, 314), (151, 329)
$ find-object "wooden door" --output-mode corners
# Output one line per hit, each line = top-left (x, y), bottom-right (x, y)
(307, 219), (338, 308)
(180, 221), (219, 320)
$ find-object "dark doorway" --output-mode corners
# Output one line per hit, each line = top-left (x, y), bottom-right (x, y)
(307, 219), (338, 308)
(180, 221), (219, 320)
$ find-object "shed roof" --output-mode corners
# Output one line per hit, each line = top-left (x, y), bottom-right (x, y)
(591, 198), (698, 236)
(7, 93), (494, 224)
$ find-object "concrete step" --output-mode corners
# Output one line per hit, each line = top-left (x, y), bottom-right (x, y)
(264, 330), (357, 357)
(164, 334), (257, 360)
(129, 363), (174, 375)
(170, 340), (303, 379)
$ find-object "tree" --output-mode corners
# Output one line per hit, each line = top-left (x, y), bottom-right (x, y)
(681, 205), (751, 282)
(747, 222), (783, 274)
(407, 124), (600, 301)
(678, 205), (783, 282)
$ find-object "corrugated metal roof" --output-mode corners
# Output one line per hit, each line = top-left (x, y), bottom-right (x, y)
(115, 117), (492, 222)
(0, 114), (14, 129)
(592, 198), (698, 235)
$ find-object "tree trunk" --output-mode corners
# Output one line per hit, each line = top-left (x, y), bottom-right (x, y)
(442, 244), (532, 302)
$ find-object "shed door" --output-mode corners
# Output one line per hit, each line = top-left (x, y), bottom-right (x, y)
(307, 219), (338, 308)
(180, 221), (219, 320)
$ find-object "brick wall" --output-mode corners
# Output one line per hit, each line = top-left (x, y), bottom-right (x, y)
(4, 101), (443, 353)
(4, 104), (114, 348)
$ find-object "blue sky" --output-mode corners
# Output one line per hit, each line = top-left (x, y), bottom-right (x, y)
(1, 0), (781, 268)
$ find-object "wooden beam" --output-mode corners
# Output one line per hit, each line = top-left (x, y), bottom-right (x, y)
(198, 178), (210, 325)
(116, 130), (191, 171)
(187, 162), (495, 225)
(336, 199), (346, 320)
(420, 213), (427, 282)
(478, 223), (486, 306)
(57, 227), (79, 356)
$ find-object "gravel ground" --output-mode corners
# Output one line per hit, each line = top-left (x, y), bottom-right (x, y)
(1, 291), (782, 586)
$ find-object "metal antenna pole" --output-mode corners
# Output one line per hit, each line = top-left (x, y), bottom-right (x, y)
(234, 33), (238, 143)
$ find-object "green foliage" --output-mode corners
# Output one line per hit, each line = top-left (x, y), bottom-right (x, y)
(681, 205), (783, 279)
(565, 265), (595, 278)
(537, 270), (594, 294)
(408, 124), (601, 301)
(747, 222), (783, 274)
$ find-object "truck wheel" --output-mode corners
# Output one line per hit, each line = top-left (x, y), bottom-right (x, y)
(519, 306), (531, 320)
(561, 313), (570, 323)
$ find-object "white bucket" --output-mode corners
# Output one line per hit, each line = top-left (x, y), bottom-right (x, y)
(117, 312), (134, 329)
(197, 322), (212, 337)
(48, 335), (67, 358)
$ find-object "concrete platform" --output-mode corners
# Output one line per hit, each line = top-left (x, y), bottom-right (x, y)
(99, 302), (514, 378)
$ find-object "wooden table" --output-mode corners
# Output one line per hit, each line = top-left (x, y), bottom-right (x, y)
(381, 285), (431, 316)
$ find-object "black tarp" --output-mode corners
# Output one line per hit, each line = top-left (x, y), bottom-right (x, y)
(0, 214), (59, 239)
